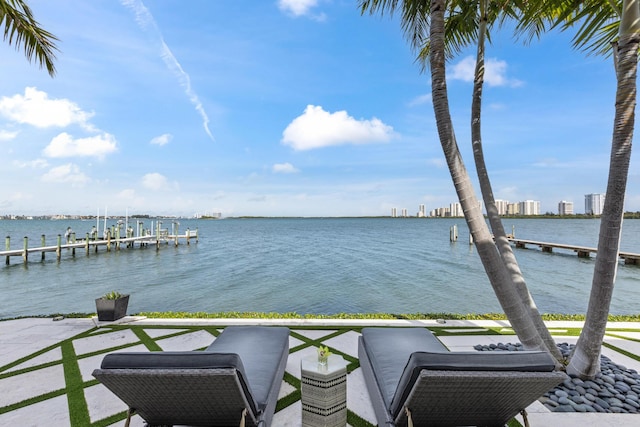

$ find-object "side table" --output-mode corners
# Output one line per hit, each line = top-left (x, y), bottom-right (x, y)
(300, 354), (348, 427)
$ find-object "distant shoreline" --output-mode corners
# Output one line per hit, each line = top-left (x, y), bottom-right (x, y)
(222, 213), (640, 220)
(3, 213), (640, 220)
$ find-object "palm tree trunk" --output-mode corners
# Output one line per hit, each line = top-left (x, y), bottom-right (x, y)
(567, 13), (638, 378)
(429, 0), (548, 352)
(470, 0), (563, 361)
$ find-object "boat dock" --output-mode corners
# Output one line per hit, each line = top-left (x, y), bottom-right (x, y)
(1, 228), (198, 266)
(508, 237), (640, 265)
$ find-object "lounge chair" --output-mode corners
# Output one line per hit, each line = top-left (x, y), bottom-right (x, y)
(92, 326), (290, 427)
(358, 327), (567, 427)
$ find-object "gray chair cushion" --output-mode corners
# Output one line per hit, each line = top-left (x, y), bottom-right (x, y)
(99, 351), (258, 416)
(100, 351), (243, 370)
(390, 350), (557, 417)
(361, 327), (447, 407)
(207, 326), (290, 410)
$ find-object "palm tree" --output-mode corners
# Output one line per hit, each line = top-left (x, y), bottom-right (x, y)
(468, 0), (563, 360)
(522, 0), (639, 379)
(363, 0), (639, 378)
(360, 0), (558, 357)
(1, 0), (59, 76)
(427, 0), (550, 353)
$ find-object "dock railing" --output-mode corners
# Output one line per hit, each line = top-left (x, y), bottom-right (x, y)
(508, 237), (639, 265)
(1, 227), (198, 266)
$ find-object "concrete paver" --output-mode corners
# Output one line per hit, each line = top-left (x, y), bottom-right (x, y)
(0, 364), (65, 407)
(0, 394), (70, 427)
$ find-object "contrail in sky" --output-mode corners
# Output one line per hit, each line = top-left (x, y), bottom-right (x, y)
(120, 0), (214, 141)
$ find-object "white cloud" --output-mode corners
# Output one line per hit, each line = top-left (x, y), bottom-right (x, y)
(282, 105), (394, 151)
(427, 157), (446, 168)
(121, 0), (214, 141)
(41, 163), (90, 186)
(0, 87), (95, 129)
(449, 56), (476, 83)
(449, 56), (522, 87)
(13, 159), (49, 169)
(142, 172), (167, 190)
(117, 189), (137, 199)
(497, 185), (519, 201)
(408, 93), (432, 107)
(0, 129), (18, 141)
(0, 192), (32, 209)
(150, 133), (173, 146)
(277, 0), (326, 21)
(141, 172), (178, 191)
(533, 157), (561, 168)
(9, 192), (32, 202)
(278, 0), (316, 16)
(273, 162), (300, 173)
(43, 132), (118, 159)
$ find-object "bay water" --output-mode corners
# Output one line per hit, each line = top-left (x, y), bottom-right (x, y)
(0, 217), (638, 318)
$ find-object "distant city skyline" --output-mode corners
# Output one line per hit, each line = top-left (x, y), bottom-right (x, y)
(0, 193), (615, 219)
(392, 193), (612, 218)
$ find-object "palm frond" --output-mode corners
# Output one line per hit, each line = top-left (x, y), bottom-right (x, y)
(1, 0), (59, 76)
(516, 0), (622, 57)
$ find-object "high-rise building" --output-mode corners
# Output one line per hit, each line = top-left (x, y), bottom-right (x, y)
(519, 200), (540, 216)
(558, 201), (574, 215)
(449, 202), (463, 217)
(391, 208), (397, 218)
(418, 204), (426, 217)
(507, 203), (520, 215)
(494, 199), (509, 215)
(585, 193), (605, 215)
(430, 207), (448, 217)
(401, 208), (408, 218)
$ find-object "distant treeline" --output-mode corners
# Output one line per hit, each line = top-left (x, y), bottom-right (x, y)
(227, 213), (640, 219)
(537, 212), (640, 219)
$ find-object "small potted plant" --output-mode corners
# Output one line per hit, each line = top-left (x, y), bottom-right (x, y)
(317, 345), (331, 366)
(95, 291), (129, 321)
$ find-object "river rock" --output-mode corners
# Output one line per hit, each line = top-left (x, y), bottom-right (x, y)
(477, 342), (640, 415)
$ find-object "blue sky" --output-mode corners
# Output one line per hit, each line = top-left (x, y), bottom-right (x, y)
(0, 0), (637, 217)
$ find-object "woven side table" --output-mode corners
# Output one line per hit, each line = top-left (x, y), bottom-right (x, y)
(300, 354), (348, 427)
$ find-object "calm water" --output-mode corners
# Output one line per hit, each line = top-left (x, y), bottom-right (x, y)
(0, 218), (639, 318)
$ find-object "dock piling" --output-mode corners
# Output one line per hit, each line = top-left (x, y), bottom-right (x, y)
(156, 221), (161, 251)
(450, 225), (458, 242)
(41, 235), (46, 261)
(23, 237), (28, 263)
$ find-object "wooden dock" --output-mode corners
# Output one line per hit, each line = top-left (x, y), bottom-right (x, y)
(508, 238), (640, 265)
(1, 228), (198, 266)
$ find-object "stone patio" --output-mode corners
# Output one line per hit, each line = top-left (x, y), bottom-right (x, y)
(1, 317), (639, 426)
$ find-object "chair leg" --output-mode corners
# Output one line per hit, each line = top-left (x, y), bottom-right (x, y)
(125, 408), (135, 427)
(404, 407), (413, 427)
(520, 409), (530, 427)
